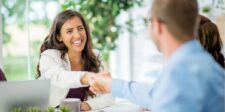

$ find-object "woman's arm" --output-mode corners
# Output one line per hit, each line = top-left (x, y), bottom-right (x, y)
(39, 50), (88, 89)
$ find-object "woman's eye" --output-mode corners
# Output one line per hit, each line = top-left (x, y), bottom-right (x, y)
(67, 30), (72, 34)
(78, 27), (84, 32)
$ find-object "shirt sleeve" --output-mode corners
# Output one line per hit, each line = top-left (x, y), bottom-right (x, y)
(39, 50), (86, 89)
(111, 79), (153, 109)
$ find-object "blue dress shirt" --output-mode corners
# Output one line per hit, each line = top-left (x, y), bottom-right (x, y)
(111, 39), (225, 112)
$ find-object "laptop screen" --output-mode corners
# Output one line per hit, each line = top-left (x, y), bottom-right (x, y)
(0, 79), (50, 111)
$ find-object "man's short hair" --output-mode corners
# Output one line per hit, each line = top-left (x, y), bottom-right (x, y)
(151, 0), (199, 40)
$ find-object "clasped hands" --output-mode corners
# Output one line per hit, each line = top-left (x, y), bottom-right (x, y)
(81, 71), (112, 94)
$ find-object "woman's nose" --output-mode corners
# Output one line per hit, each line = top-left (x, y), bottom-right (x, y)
(73, 30), (80, 38)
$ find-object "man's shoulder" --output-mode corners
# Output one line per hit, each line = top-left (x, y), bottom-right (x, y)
(169, 51), (224, 77)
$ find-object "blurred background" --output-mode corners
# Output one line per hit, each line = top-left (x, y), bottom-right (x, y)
(0, 0), (224, 83)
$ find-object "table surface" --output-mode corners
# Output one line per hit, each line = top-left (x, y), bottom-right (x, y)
(89, 99), (150, 112)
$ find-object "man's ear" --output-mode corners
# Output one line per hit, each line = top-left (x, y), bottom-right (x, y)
(153, 18), (162, 35)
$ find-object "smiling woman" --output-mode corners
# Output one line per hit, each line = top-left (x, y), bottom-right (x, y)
(36, 10), (114, 111)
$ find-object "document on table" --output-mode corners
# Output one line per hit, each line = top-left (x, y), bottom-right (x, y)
(91, 98), (143, 112)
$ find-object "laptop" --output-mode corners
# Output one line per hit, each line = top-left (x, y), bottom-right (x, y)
(0, 79), (50, 112)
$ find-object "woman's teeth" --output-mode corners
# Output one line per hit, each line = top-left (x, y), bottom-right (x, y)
(72, 40), (82, 46)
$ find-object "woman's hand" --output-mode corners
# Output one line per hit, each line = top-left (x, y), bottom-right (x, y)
(80, 102), (91, 111)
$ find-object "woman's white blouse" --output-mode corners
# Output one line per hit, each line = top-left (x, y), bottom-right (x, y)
(39, 49), (114, 110)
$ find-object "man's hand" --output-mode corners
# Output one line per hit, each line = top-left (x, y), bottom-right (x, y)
(89, 71), (112, 94)
(80, 72), (95, 85)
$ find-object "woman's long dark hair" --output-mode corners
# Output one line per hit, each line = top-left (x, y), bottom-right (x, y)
(198, 15), (225, 68)
(36, 10), (102, 98)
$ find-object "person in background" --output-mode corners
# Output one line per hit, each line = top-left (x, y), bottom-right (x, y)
(198, 15), (225, 68)
(88, 0), (225, 112)
(37, 10), (114, 111)
(0, 69), (6, 81)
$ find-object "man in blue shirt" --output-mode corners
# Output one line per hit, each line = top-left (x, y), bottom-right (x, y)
(89, 0), (225, 111)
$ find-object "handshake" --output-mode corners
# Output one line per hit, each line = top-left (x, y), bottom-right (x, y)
(81, 71), (112, 94)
